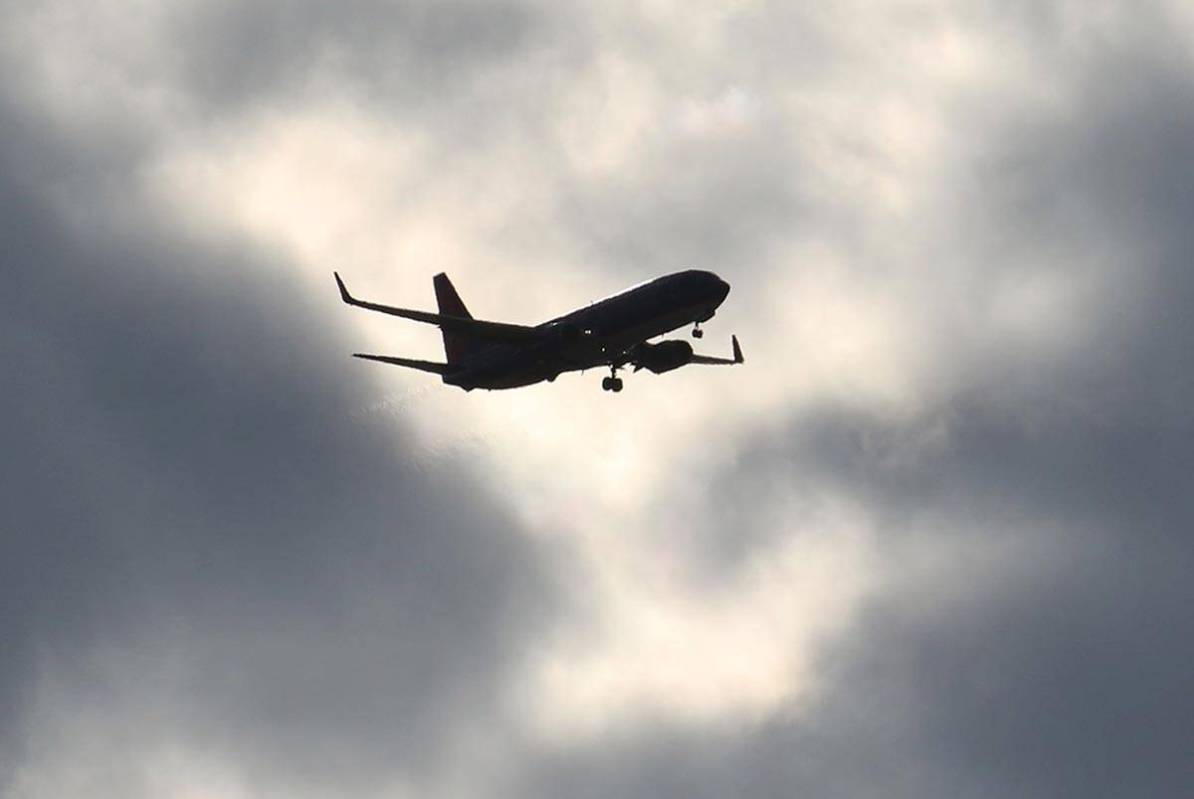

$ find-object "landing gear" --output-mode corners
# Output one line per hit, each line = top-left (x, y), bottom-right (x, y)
(692, 322), (704, 339)
(601, 368), (624, 393)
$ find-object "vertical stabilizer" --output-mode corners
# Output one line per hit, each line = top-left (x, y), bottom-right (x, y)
(433, 272), (475, 365)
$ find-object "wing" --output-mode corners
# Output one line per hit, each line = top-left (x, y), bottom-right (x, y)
(335, 273), (538, 342)
(689, 335), (745, 365)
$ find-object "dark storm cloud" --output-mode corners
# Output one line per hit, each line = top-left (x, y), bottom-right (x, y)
(0, 86), (557, 794)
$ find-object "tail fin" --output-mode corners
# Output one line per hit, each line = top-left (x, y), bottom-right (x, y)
(433, 272), (476, 365)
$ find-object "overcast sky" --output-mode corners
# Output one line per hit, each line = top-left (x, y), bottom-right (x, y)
(2, 1), (1192, 797)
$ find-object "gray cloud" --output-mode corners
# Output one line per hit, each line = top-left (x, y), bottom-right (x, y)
(171, 0), (544, 110)
(584, 32), (1194, 797)
(0, 85), (558, 795)
(513, 514), (1191, 799)
(3, 1), (1194, 798)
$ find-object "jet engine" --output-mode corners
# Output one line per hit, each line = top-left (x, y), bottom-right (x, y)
(633, 339), (694, 374)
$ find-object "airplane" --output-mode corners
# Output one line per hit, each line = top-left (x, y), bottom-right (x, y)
(334, 269), (743, 392)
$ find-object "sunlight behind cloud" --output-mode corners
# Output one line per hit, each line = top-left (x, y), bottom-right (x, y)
(127, 2), (1110, 737)
(136, 89), (900, 735)
(8, 0), (1188, 796)
(6, 0), (1121, 765)
(521, 496), (877, 737)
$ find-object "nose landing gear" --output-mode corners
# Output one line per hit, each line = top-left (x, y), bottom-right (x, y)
(692, 322), (704, 339)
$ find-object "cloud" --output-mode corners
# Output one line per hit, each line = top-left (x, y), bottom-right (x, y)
(518, 24), (1194, 791)
(509, 398), (1193, 798)
(171, 0), (541, 112)
(0, 83), (558, 795)
(2, 1), (1193, 797)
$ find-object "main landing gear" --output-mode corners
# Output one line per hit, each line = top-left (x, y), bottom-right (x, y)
(601, 367), (624, 393)
(692, 322), (704, 339)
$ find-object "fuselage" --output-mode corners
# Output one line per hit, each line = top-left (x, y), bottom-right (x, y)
(446, 270), (730, 390)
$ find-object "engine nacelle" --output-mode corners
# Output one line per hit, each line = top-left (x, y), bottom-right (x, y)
(635, 339), (693, 374)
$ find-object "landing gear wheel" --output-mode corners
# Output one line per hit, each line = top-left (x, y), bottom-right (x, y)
(611, 378), (624, 392)
(692, 324), (704, 339)
(601, 376), (614, 391)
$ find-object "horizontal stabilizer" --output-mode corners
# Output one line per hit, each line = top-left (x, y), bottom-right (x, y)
(353, 353), (450, 374)
(690, 335), (745, 365)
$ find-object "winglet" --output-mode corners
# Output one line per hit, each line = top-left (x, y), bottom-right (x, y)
(732, 335), (744, 364)
(334, 272), (354, 304)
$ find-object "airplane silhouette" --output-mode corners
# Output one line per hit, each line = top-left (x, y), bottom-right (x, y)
(334, 270), (743, 392)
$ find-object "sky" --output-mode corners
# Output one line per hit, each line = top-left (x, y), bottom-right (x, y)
(2, 1), (1193, 796)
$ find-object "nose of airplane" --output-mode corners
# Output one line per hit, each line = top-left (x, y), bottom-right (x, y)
(687, 270), (731, 304)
